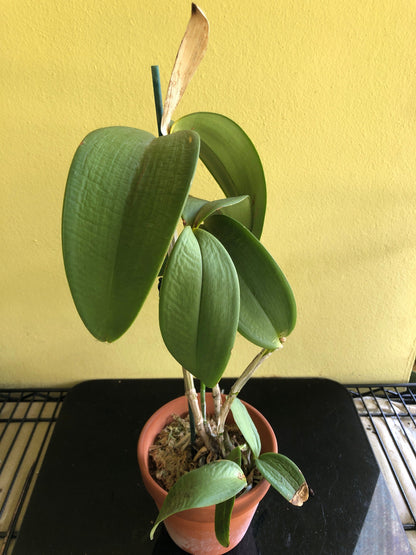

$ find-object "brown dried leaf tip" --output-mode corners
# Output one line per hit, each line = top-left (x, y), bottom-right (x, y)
(290, 482), (309, 507)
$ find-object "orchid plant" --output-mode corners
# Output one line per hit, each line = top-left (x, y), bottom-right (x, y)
(61, 4), (308, 548)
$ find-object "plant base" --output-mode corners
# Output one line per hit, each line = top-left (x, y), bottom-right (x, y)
(138, 394), (278, 555)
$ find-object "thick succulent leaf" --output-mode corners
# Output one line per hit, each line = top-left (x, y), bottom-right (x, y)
(159, 226), (240, 387)
(215, 496), (235, 548)
(62, 127), (199, 341)
(226, 446), (243, 467)
(219, 195), (252, 230)
(193, 196), (249, 228)
(214, 447), (242, 548)
(182, 195), (208, 225)
(203, 215), (296, 348)
(255, 453), (309, 506)
(159, 227), (201, 368)
(150, 460), (246, 539)
(183, 195), (249, 228)
(230, 398), (261, 458)
(171, 112), (266, 238)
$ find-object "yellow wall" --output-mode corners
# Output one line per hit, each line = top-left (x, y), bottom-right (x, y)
(2, 0), (416, 387)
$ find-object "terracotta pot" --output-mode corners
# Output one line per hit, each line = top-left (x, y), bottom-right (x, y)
(137, 394), (278, 555)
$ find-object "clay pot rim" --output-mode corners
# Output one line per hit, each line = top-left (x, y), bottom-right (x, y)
(138, 394), (278, 517)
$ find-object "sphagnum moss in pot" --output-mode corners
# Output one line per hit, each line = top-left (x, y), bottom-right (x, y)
(61, 4), (309, 553)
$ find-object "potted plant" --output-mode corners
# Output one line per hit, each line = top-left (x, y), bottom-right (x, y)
(61, 4), (309, 553)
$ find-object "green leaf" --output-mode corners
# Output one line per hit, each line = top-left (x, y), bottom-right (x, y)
(255, 453), (309, 506)
(220, 195), (252, 231)
(62, 127), (199, 341)
(171, 112), (266, 238)
(193, 196), (249, 228)
(150, 460), (246, 539)
(230, 398), (261, 458)
(226, 446), (242, 466)
(214, 447), (242, 548)
(182, 195), (208, 225)
(182, 195), (249, 228)
(215, 496), (235, 548)
(203, 215), (296, 348)
(159, 226), (240, 387)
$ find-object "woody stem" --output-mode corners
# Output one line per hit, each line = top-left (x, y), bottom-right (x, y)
(218, 348), (276, 435)
(182, 368), (213, 450)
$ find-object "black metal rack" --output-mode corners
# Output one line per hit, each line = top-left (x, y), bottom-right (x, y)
(348, 384), (416, 547)
(0, 383), (414, 554)
(0, 390), (67, 555)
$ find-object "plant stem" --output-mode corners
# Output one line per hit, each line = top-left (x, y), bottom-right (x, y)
(218, 347), (275, 435)
(151, 65), (163, 136)
(167, 229), (178, 256)
(188, 400), (196, 445)
(212, 383), (222, 425)
(182, 368), (213, 450)
(200, 382), (215, 437)
(200, 382), (206, 421)
(151, 65), (212, 451)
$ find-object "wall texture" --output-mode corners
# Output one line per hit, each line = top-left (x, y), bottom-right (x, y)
(2, 0), (416, 387)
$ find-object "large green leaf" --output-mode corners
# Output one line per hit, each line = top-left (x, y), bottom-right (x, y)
(255, 453), (309, 506)
(214, 447), (242, 548)
(62, 127), (199, 341)
(203, 215), (296, 348)
(230, 398), (261, 458)
(171, 112), (266, 238)
(150, 460), (246, 539)
(159, 226), (239, 387)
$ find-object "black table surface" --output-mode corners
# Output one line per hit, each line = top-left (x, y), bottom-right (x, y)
(14, 378), (411, 554)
